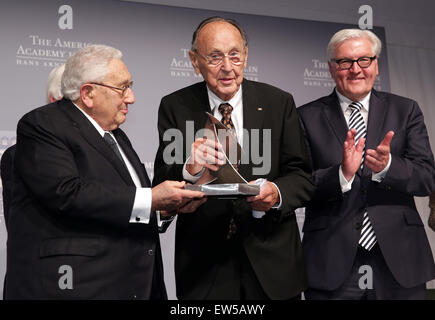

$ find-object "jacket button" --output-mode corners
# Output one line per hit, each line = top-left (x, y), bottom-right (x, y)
(147, 249), (154, 256)
(355, 222), (362, 230)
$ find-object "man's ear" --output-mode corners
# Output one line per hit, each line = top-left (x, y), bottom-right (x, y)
(242, 46), (248, 69)
(80, 84), (95, 107)
(189, 50), (201, 75)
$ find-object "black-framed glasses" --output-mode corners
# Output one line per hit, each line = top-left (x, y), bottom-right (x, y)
(194, 50), (245, 66)
(90, 81), (133, 97)
(332, 56), (377, 70)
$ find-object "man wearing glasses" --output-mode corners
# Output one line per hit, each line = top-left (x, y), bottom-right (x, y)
(5, 44), (205, 299)
(298, 29), (435, 299)
(153, 17), (314, 299)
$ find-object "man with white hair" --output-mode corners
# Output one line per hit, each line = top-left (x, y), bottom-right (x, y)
(4, 44), (205, 299)
(298, 29), (435, 299)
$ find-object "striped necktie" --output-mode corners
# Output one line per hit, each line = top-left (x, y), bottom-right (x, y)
(348, 102), (366, 170)
(348, 102), (377, 251)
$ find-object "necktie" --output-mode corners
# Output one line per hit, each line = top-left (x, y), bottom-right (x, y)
(104, 132), (128, 169)
(348, 102), (377, 251)
(218, 103), (237, 240)
(348, 102), (366, 170)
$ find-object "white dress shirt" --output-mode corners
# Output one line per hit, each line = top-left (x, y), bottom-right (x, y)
(335, 89), (391, 193)
(73, 103), (153, 224)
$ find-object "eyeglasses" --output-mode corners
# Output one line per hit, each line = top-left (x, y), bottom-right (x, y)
(195, 50), (245, 66)
(332, 56), (377, 70)
(90, 81), (133, 97)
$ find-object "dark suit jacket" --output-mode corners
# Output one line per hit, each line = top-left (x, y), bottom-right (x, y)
(298, 89), (435, 290)
(153, 80), (314, 299)
(5, 98), (166, 299)
(1, 144), (15, 228)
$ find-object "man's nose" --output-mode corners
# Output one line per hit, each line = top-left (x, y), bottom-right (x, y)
(221, 56), (233, 71)
(349, 61), (362, 73)
(124, 88), (135, 104)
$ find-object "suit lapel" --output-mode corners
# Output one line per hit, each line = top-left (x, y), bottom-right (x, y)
(190, 82), (212, 133)
(242, 80), (264, 132)
(113, 129), (151, 187)
(239, 80), (264, 180)
(322, 91), (348, 147)
(364, 90), (388, 175)
(322, 91), (368, 177)
(59, 99), (134, 186)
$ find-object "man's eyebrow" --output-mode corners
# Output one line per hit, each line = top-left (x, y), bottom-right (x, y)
(116, 79), (131, 86)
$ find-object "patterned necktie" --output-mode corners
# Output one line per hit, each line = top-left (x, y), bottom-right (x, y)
(104, 132), (128, 169)
(218, 103), (237, 240)
(218, 103), (236, 132)
(348, 102), (366, 170)
(348, 102), (377, 251)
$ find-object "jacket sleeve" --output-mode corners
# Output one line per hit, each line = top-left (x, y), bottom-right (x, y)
(272, 94), (315, 213)
(152, 96), (185, 186)
(378, 101), (435, 196)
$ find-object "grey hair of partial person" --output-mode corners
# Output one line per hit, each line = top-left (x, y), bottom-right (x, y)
(61, 44), (122, 101)
(327, 29), (382, 61)
(46, 64), (65, 103)
(191, 16), (248, 51)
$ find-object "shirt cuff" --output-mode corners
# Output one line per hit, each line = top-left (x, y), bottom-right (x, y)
(182, 156), (205, 183)
(252, 182), (282, 219)
(371, 153), (392, 182)
(270, 182), (282, 210)
(129, 188), (152, 224)
(339, 165), (355, 193)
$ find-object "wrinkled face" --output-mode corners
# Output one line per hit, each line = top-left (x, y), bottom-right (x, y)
(329, 37), (379, 101)
(189, 21), (248, 101)
(91, 59), (135, 131)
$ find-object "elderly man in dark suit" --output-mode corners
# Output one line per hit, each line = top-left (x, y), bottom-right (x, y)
(298, 29), (435, 299)
(153, 17), (314, 300)
(4, 44), (205, 299)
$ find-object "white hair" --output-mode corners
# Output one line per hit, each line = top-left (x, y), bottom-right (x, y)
(46, 64), (65, 103)
(327, 29), (382, 60)
(61, 44), (122, 101)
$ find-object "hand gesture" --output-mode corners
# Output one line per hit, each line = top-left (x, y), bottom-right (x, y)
(342, 129), (365, 181)
(365, 131), (394, 173)
(186, 138), (225, 175)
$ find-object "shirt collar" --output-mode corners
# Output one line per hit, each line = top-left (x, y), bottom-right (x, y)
(335, 88), (371, 114)
(207, 85), (243, 113)
(73, 102), (107, 137)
